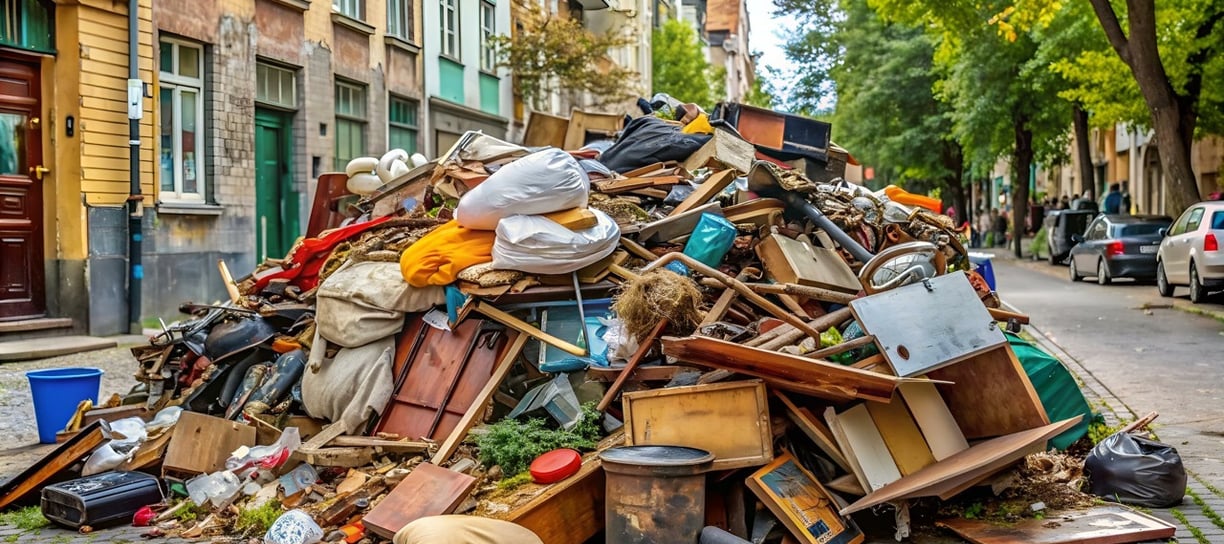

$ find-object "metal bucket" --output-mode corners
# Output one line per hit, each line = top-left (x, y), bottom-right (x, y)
(599, 445), (714, 544)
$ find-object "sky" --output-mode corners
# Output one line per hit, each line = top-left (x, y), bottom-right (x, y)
(745, 0), (798, 107)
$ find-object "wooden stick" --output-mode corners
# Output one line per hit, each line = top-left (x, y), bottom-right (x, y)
(988, 307), (1030, 325)
(699, 279), (859, 305)
(1120, 411), (1159, 435)
(619, 237), (658, 262)
(474, 302), (586, 357)
(218, 259), (241, 303)
(431, 334), (528, 465)
(641, 253), (823, 341)
(804, 335), (877, 360)
(699, 268), (760, 327)
(597, 320), (668, 412)
(757, 307), (853, 351)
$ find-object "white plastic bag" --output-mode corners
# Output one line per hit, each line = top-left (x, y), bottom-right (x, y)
(492, 209), (620, 274)
(455, 148), (590, 230)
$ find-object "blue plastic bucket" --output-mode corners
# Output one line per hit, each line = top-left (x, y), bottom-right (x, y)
(26, 368), (103, 444)
(968, 252), (997, 291)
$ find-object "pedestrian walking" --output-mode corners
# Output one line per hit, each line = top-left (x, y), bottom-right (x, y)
(1103, 183), (1123, 214)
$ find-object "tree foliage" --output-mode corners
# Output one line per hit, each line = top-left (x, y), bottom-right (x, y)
(743, 64), (778, 109)
(491, 4), (638, 110)
(652, 19), (724, 105)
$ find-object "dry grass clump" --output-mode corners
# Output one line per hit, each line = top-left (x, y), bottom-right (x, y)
(612, 269), (703, 341)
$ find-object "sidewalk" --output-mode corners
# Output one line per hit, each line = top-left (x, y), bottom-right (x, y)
(1021, 320), (1224, 543)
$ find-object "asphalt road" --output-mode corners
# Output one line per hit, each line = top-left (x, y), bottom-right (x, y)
(993, 258), (1224, 484)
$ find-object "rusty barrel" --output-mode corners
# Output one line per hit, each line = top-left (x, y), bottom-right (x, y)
(599, 445), (714, 544)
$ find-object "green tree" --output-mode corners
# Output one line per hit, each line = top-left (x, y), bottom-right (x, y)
(1079, 0), (1224, 214)
(652, 19), (722, 105)
(743, 65), (777, 109)
(865, 0), (1073, 258)
(824, 0), (968, 217)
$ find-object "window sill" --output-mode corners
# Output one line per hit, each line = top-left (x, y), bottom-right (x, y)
(384, 35), (421, 54)
(156, 202), (224, 216)
(331, 13), (375, 35)
(267, 0), (310, 11)
(440, 54), (464, 66)
(479, 70), (499, 79)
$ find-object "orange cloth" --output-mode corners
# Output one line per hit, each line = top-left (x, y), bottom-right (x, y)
(399, 220), (496, 287)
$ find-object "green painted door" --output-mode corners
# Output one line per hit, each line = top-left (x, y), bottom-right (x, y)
(255, 109), (298, 261)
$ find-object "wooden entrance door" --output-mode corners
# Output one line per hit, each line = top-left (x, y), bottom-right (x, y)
(0, 58), (44, 321)
(254, 108), (297, 261)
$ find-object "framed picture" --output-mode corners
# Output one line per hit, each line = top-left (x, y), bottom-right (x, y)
(747, 451), (864, 544)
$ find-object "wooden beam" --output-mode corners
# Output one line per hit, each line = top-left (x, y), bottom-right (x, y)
(474, 302), (586, 357)
(597, 320), (669, 412)
(670, 170), (737, 216)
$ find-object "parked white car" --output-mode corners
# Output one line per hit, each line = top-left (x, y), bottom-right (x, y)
(1156, 201), (1224, 303)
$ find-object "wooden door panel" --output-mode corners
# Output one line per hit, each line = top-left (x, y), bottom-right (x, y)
(0, 55), (42, 320)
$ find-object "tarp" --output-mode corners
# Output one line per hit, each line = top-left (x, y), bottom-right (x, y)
(1007, 332), (1097, 450)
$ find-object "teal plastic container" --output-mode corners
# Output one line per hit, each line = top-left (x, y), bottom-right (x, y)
(27, 368), (103, 444)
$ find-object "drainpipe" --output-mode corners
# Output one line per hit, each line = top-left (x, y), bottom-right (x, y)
(127, 0), (144, 333)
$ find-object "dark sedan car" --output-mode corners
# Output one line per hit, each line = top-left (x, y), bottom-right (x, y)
(1069, 214), (1173, 284)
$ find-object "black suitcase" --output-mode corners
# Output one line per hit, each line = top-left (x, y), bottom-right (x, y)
(41, 471), (164, 529)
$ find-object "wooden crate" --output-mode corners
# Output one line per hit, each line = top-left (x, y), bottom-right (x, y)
(622, 380), (772, 471)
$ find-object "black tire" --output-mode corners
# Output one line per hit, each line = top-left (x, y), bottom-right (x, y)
(1156, 261), (1174, 297)
(1069, 258), (1083, 282)
(1190, 262), (1207, 304)
(1097, 258), (1112, 285)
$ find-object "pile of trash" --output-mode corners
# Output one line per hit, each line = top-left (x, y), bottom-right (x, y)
(0, 100), (1187, 544)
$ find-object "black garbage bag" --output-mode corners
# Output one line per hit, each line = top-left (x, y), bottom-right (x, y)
(598, 115), (711, 174)
(1084, 431), (1187, 507)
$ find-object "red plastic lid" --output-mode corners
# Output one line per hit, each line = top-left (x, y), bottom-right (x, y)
(530, 448), (582, 484)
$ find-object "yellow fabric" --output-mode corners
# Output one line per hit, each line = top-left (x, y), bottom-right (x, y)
(681, 113), (714, 134)
(393, 515), (544, 544)
(399, 220), (496, 287)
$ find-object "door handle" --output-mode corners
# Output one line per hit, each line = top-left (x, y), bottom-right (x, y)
(29, 165), (50, 180)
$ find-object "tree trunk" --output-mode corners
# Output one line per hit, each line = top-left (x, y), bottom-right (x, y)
(1087, 0), (1207, 216)
(1013, 117), (1033, 259)
(1072, 104), (1095, 196)
(940, 142), (967, 227)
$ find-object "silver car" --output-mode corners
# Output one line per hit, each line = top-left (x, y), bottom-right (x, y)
(1156, 201), (1224, 303)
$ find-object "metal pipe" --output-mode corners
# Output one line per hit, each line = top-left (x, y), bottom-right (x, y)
(127, 0), (143, 333)
(780, 191), (874, 264)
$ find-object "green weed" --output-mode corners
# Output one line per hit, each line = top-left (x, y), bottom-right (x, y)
(476, 403), (603, 476)
(234, 500), (282, 536)
(0, 506), (49, 531)
(1171, 508), (1209, 544)
(1187, 488), (1224, 531)
(963, 502), (984, 519)
(497, 472), (535, 491)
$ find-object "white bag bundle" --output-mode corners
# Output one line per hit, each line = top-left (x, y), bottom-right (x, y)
(492, 208), (620, 274)
(455, 148), (590, 230)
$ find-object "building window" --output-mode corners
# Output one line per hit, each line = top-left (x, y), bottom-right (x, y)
(479, 1), (496, 72)
(440, 0), (459, 59)
(256, 62), (297, 109)
(388, 0), (412, 40)
(332, 0), (363, 20)
(388, 96), (419, 155)
(158, 38), (206, 202)
(334, 80), (367, 171)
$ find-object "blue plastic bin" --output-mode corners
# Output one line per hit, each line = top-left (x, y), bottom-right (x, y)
(968, 252), (997, 291)
(27, 367), (103, 444)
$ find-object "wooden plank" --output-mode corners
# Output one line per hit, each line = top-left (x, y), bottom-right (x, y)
(757, 233), (862, 294)
(117, 430), (173, 472)
(506, 459), (606, 544)
(849, 273), (1007, 377)
(622, 381), (773, 471)
(364, 463), (477, 539)
(927, 344), (1050, 440)
(662, 336), (937, 403)
(597, 320), (668, 411)
(832, 404), (901, 492)
(163, 411), (256, 477)
(683, 129), (757, 174)
(0, 421), (110, 509)
(586, 364), (688, 383)
(898, 382), (969, 461)
(475, 302), (585, 357)
(746, 452), (865, 544)
(622, 162), (666, 178)
(670, 170), (738, 217)
(774, 391), (851, 473)
(840, 417), (1082, 515)
(564, 109), (623, 150)
(543, 208), (598, 230)
(936, 504), (1176, 544)
(866, 395), (936, 476)
(825, 474), (865, 496)
(431, 334), (529, 464)
(329, 436), (430, 453)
